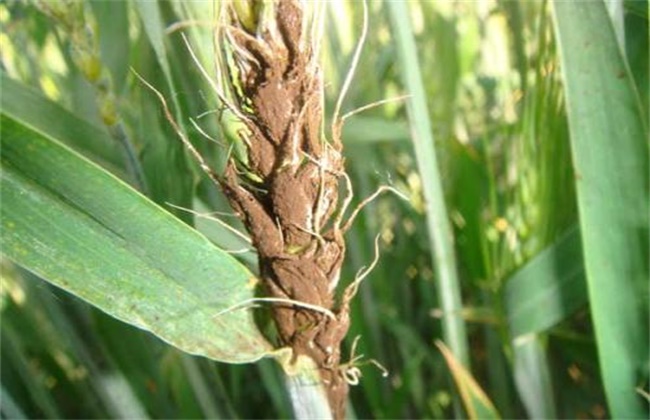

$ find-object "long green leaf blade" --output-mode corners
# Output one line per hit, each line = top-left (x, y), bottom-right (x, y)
(552, 2), (649, 417)
(1, 114), (272, 364)
(505, 225), (587, 337)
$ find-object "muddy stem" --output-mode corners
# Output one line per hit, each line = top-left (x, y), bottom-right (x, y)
(215, 1), (354, 417)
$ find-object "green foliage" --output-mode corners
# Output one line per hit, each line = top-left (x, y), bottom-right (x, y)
(553, 1), (649, 416)
(1, 114), (272, 363)
(1, 0), (647, 418)
(505, 226), (586, 337)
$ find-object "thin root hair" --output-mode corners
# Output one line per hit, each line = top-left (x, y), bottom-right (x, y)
(342, 185), (410, 233)
(132, 69), (222, 189)
(343, 234), (381, 303)
(334, 171), (355, 230)
(165, 19), (212, 35)
(181, 32), (252, 126)
(165, 202), (252, 244)
(214, 297), (337, 320)
(189, 117), (225, 146)
(341, 94), (412, 123)
(224, 247), (256, 255)
(340, 334), (389, 385)
(331, 0), (369, 143)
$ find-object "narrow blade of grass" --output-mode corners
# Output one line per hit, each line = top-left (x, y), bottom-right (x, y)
(552, 2), (649, 417)
(387, 0), (470, 370)
(436, 341), (500, 419)
(1, 326), (62, 418)
(133, 0), (174, 96)
(89, 0), (130, 93)
(92, 307), (192, 417)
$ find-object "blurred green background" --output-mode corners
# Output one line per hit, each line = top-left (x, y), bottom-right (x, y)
(1, 0), (648, 418)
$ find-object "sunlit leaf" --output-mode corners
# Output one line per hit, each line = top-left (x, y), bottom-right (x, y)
(1, 114), (273, 364)
(436, 340), (500, 419)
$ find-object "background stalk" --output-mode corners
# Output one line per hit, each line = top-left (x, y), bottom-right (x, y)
(386, 0), (470, 369)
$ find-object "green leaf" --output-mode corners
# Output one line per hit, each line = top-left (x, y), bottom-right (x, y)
(505, 225), (587, 337)
(0, 114), (273, 364)
(552, 2), (649, 417)
(512, 335), (556, 418)
(436, 341), (500, 419)
(0, 73), (121, 169)
(133, 0), (173, 88)
(89, 0), (130, 93)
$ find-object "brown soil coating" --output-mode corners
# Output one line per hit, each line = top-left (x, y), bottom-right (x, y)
(218, 1), (352, 417)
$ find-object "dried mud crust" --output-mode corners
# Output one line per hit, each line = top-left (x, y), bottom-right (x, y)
(219, 0), (352, 417)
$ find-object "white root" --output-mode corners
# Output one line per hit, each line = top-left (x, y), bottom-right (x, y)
(331, 0), (369, 143)
(340, 335), (389, 385)
(189, 117), (224, 146)
(214, 297), (336, 320)
(181, 32), (252, 126)
(166, 202), (252, 244)
(133, 69), (222, 190)
(341, 186), (410, 233)
(341, 94), (411, 123)
(343, 234), (381, 303)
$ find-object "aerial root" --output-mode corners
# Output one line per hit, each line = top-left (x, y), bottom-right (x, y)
(295, 225), (326, 247)
(331, 0), (369, 144)
(223, 247), (256, 254)
(189, 117), (225, 146)
(165, 20), (212, 34)
(343, 234), (381, 304)
(341, 335), (389, 385)
(133, 69), (222, 190)
(334, 171), (355, 230)
(341, 185), (410, 233)
(301, 149), (342, 231)
(181, 33), (253, 127)
(341, 94), (411, 123)
(166, 202), (252, 244)
(214, 297), (336, 320)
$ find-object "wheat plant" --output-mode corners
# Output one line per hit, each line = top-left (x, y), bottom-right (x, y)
(1, 0), (647, 418)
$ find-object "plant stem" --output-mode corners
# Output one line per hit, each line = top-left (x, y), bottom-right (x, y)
(386, 0), (471, 373)
(283, 357), (333, 420)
